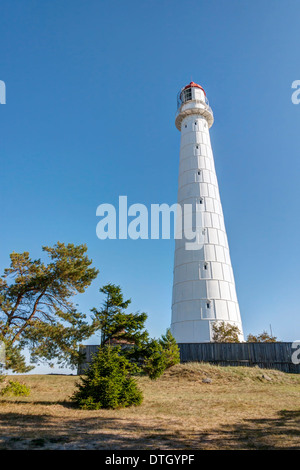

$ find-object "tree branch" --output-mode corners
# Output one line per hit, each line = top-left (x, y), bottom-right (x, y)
(11, 289), (47, 343)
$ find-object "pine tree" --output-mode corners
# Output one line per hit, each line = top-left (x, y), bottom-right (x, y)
(159, 328), (180, 369)
(71, 345), (143, 409)
(91, 284), (149, 347)
(0, 242), (98, 372)
(142, 330), (180, 380)
(142, 339), (166, 380)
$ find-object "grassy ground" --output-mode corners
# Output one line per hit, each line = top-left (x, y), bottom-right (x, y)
(0, 362), (299, 450)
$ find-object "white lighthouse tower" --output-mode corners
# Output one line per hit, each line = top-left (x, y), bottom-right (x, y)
(171, 82), (244, 343)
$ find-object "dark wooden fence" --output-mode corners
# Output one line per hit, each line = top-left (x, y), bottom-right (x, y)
(178, 342), (300, 373)
(77, 342), (300, 374)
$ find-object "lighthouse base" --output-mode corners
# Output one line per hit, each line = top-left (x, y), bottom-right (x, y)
(171, 319), (244, 343)
(171, 320), (211, 343)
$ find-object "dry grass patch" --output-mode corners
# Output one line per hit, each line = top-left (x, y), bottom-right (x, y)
(0, 363), (299, 450)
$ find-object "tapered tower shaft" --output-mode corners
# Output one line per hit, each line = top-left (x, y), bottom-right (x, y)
(171, 82), (244, 342)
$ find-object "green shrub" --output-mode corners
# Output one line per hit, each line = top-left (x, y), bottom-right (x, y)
(0, 379), (30, 397)
(142, 339), (166, 380)
(71, 345), (143, 410)
(142, 330), (180, 380)
(159, 328), (180, 369)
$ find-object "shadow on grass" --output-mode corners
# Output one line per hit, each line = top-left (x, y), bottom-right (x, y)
(211, 409), (300, 450)
(0, 399), (75, 407)
(0, 407), (299, 450)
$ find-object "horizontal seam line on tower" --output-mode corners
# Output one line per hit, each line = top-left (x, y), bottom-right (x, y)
(178, 170), (218, 184)
(176, 195), (223, 205)
(172, 278), (234, 287)
(177, 183), (220, 195)
(173, 259), (233, 268)
(174, 245), (230, 254)
(172, 299), (238, 305)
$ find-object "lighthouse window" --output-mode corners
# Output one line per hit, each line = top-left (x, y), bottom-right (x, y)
(198, 170), (201, 175)
(207, 302), (211, 309)
(184, 88), (192, 101)
(182, 88), (192, 102)
(204, 263), (208, 270)
(199, 198), (203, 204)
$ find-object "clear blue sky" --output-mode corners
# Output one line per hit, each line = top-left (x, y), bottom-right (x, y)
(1, 0), (299, 373)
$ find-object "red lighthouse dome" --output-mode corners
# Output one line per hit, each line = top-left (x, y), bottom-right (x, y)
(183, 81), (206, 96)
